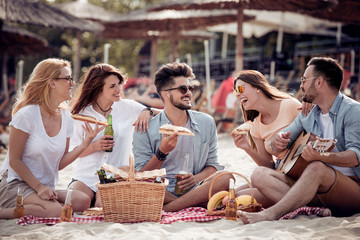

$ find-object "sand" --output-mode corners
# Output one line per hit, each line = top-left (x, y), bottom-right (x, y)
(0, 134), (359, 240)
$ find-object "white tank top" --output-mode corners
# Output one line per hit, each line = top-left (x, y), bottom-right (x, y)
(319, 112), (355, 176)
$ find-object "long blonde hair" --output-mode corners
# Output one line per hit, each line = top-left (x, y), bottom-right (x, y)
(12, 58), (71, 116)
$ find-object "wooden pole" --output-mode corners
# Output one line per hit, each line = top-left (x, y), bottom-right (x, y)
(235, 2), (244, 72)
(74, 31), (82, 81)
(150, 38), (158, 81)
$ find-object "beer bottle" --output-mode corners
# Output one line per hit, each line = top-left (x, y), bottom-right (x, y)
(60, 188), (73, 222)
(97, 169), (106, 184)
(174, 171), (186, 195)
(104, 114), (114, 152)
(13, 187), (25, 218)
(225, 179), (237, 221)
(155, 176), (162, 183)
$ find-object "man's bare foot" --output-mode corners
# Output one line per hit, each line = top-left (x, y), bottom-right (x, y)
(237, 210), (275, 224)
(319, 208), (331, 217)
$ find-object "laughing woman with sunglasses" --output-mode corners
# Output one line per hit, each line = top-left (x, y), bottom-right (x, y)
(231, 70), (305, 170)
(229, 70), (312, 207)
(0, 58), (102, 219)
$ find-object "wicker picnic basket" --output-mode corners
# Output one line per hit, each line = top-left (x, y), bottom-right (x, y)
(206, 171), (262, 216)
(96, 155), (168, 223)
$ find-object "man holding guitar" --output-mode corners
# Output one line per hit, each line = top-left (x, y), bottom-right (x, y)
(238, 57), (360, 224)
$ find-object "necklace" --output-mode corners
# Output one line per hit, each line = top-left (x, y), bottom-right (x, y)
(95, 101), (112, 116)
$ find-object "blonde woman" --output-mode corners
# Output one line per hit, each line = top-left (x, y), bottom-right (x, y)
(0, 58), (102, 219)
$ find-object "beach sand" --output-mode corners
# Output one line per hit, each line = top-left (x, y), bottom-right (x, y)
(0, 134), (359, 239)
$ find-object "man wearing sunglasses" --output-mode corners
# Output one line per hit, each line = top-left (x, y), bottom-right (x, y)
(133, 62), (229, 212)
(238, 57), (360, 224)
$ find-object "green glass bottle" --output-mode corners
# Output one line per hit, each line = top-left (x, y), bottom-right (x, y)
(104, 114), (114, 152)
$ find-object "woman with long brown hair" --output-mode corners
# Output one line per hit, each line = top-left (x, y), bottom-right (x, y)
(231, 70), (303, 169)
(229, 70), (315, 207)
(69, 63), (155, 208)
(0, 58), (101, 219)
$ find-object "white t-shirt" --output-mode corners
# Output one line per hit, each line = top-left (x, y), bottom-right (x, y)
(0, 105), (73, 189)
(70, 99), (144, 191)
(319, 112), (355, 176)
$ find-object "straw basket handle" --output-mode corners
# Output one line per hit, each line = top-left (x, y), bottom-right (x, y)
(128, 153), (135, 182)
(208, 172), (255, 205)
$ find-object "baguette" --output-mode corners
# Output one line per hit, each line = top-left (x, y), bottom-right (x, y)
(71, 114), (108, 126)
(231, 121), (254, 135)
(159, 123), (194, 136)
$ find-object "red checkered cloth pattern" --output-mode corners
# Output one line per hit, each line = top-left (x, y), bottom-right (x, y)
(161, 207), (222, 224)
(279, 206), (327, 220)
(16, 215), (104, 226)
(16, 206), (327, 226)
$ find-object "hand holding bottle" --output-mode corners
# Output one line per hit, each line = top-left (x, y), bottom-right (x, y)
(92, 135), (114, 152)
(104, 114), (114, 152)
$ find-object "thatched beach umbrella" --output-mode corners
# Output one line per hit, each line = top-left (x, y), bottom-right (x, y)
(55, 0), (117, 79)
(0, 0), (100, 31)
(0, 0), (103, 97)
(100, 28), (217, 78)
(0, 24), (53, 56)
(147, 0), (338, 72)
(308, 0), (360, 25)
(102, 8), (253, 77)
(0, 24), (55, 97)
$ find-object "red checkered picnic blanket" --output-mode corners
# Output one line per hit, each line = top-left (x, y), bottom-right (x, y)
(16, 206), (327, 226)
(161, 207), (222, 224)
(17, 215), (104, 226)
(278, 206), (327, 220)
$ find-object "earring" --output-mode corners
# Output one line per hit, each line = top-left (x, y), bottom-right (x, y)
(256, 89), (260, 93)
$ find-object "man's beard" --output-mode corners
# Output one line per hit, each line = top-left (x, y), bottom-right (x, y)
(302, 86), (316, 103)
(170, 95), (192, 110)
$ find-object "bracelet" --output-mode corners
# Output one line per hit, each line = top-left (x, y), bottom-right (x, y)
(34, 183), (41, 193)
(142, 107), (154, 117)
(156, 148), (168, 161)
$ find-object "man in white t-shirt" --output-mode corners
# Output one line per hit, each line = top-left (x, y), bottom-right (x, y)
(238, 57), (360, 224)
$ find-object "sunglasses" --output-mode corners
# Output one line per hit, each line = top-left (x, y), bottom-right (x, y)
(164, 85), (195, 94)
(300, 76), (318, 85)
(54, 76), (75, 84)
(233, 85), (244, 96)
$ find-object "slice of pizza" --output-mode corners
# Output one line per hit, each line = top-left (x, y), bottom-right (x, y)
(159, 124), (194, 136)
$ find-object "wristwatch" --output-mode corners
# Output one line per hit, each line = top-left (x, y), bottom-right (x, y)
(142, 107), (154, 117)
(155, 148), (168, 161)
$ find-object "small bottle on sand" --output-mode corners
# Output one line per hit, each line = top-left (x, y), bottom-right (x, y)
(225, 179), (237, 221)
(13, 187), (25, 218)
(60, 188), (73, 222)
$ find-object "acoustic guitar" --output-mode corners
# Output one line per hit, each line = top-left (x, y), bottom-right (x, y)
(276, 131), (337, 180)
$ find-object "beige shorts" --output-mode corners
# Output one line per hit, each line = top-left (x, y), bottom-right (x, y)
(0, 171), (36, 208)
(287, 169), (360, 217)
(316, 169), (360, 217)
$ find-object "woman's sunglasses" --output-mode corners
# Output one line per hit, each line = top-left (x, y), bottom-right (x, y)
(164, 85), (195, 94)
(233, 85), (244, 96)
